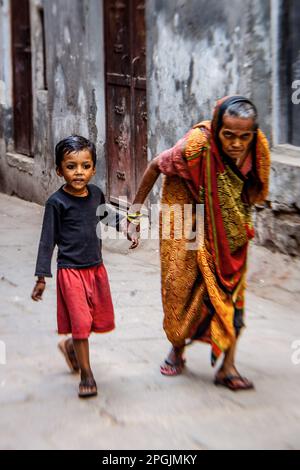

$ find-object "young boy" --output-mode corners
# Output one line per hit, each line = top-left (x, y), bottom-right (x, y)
(31, 135), (123, 398)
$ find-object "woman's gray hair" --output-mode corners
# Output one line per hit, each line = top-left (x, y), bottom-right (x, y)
(224, 101), (258, 126)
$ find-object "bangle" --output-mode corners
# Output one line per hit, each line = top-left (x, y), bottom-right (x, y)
(127, 212), (141, 220)
(127, 212), (141, 218)
(128, 219), (141, 226)
(126, 212), (145, 224)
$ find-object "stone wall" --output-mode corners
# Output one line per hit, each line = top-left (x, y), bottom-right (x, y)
(254, 148), (300, 256)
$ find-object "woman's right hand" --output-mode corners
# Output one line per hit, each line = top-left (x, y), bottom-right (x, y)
(121, 218), (140, 249)
(31, 280), (46, 301)
(121, 156), (160, 249)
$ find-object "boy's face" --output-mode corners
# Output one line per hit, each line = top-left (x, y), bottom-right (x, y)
(56, 149), (96, 191)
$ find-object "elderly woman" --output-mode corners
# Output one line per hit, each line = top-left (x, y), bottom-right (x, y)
(124, 96), (270, 391)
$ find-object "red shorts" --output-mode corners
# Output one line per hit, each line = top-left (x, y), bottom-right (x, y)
(56, 263), (115, 339)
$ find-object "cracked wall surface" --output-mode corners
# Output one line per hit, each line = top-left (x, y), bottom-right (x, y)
(0, 0), (106, 204)
(0, 0), (299, 255)
(145, 0), (300, 256)
(146, 0), (272, 202)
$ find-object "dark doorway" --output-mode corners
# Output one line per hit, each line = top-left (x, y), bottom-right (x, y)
(11, 0), (33, 156)
(280, 0), (300, 146)
(287, 0), (300, 146)
(104, 0), (148, 205)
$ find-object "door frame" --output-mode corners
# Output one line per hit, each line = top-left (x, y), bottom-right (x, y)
(103, 0), (147, 207)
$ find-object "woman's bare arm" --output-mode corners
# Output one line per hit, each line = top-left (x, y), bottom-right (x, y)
(122, 156), (161, 248)
(130, 156), (161, 209)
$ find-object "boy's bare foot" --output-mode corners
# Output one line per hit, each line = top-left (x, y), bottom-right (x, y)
(78, 373), (98, 398)
(58, 338), (80, 374)
(160, 346), (186, 376)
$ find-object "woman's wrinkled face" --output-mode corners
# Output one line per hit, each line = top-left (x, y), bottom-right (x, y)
(218, 115), (256, 163)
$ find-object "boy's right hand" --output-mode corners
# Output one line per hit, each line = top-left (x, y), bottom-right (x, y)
(31, 280), (46, 301)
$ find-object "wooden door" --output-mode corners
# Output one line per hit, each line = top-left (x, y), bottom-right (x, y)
(104, 0), (147, 205)
(11, 0), (33, 156)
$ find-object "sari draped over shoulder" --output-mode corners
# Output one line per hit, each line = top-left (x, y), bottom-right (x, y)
(157, 96), (270, 365)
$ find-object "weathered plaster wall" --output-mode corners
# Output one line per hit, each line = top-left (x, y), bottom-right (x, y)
(146, 0), (271, 209)
(0, 0), (51, 202)
(146, 0), (271, 163)
(45, 0), (107, 197)
(254, 150), (300, 256)
(0, 0), (14, 159)
(0, 0), (299, 254)
(0, 0), (106, 204)
(145, 0), (300, 256)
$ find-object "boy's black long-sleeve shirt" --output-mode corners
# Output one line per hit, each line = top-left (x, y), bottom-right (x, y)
(34, 183), (124, 277)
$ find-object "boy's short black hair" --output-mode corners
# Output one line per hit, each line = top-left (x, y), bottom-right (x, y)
(55, 135), (97, 168)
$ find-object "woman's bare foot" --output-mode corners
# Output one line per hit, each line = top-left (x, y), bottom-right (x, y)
(160, 345), (186, 376)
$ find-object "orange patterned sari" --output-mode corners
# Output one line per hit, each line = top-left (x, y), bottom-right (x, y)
(158, 96), (270, 365)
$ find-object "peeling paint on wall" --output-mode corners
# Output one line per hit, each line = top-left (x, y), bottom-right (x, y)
(0, 80), (5, 106)
(147, 0), (271, 160)
(0, 0), (106, 203)
(146, 0), (272, 207)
